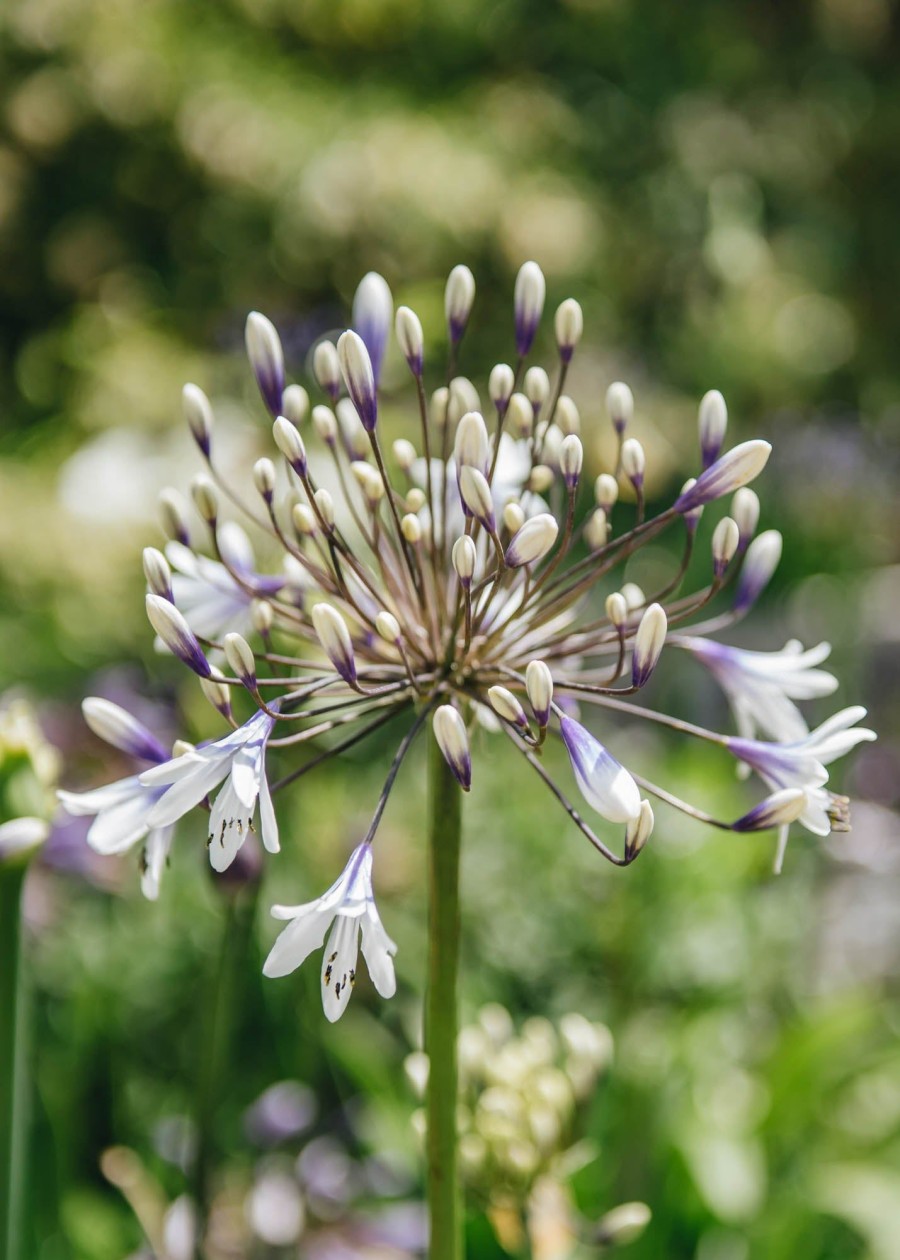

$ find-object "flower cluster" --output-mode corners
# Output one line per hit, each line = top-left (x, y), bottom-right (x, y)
(59, 263), (874, 1015)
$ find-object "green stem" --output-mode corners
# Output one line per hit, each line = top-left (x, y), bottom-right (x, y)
(426, 737), (463, 1260)
(0, 864), (29, 1260)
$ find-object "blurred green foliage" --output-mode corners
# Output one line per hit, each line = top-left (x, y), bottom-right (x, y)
(1, 0), (899, 1256)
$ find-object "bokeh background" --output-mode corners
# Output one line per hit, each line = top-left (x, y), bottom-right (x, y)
(1, 0), (899, 1256)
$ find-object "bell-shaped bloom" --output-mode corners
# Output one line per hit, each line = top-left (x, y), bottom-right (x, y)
(263, 843), (397, 1022)
(560, 717), (642, 824)
(140, 708), (279, 873)
(677, 637), (838, 743)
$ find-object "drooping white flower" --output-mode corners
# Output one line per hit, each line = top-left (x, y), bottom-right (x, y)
(677, 637), (838, 743)
(141, 708), (279, 872)
(263, 843), (396, 1022)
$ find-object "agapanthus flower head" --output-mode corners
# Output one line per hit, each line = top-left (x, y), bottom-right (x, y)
(58, 263), (874, 1015)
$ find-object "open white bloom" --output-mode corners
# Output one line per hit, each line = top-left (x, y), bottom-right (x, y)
(166, 523), (282, 643)
(677, 637), (838, 743)
(263, 843), (396, 1022)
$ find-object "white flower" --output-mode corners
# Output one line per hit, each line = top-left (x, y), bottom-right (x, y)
(263, 843), (397, 1022)
(141, 708), (279, 872)
(677, 637), (838, 743)
(560, 717), (642, 824)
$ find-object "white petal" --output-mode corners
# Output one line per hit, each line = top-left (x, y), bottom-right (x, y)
(321, 915), (359, 1022)
(58, 777), (143, 815)
(258, 771), (279, 854)
(263, 907), (334, 978)
(207, 778), (251, 872)
(86, 795), (154, 854)
(146, 757), (233, 828)
(140, 827), (173, 900)
(361, 907), (397, 999)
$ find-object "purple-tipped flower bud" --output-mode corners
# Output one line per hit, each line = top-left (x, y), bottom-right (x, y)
(253, 457), (277, 503)
(200, 672), (233, 721)
(507, 392), (533, 438)
(524, 366), (550, 414)
(606, 382), (633, 435)
(621, 438), (645, 488)
(190, 475), (219, 525)
(313, 340), (341, 401)
(282, 383), (309, 426)
(673, 440), (771, 514)
(433, 705), (472, 790)
(560, 717), (642, 824)
(514, 261), (546, 356)
(631, 603), (667, 687)
(273, 417), (308, 476)
(445, 265), (476, 343)
(525, 660), (553, 727)
(625, 800), (654, 859)
(143, 547), (173, 602)
(487, 686), (529, 730)
(146, 593), (211, 678)
(82, 697), (169, 762)
(560, 434), (583, 489)
(505, 513), (558, 568)
(395, 305), (424, 375)
(731, 788), (807, 832)
(711, 516), (740, 577)
(732, 487), (760, 551)
(311, 603), (357, 685)
(252, 600), (274, 636)
(594, 473), (618, 513)
(159, 488), (190, 546)
(454, 411), (491, 475)
(554, 298), (583, 362)
(245, 312), (285, 416)
(699, 389), (727, 469)
(489, 363), (515, 414)
(337, 330), (377, 432)
(733, 529), (782, 613)
(223, 632), (257, 689)
(452, 536), (477, 588)
(458, 466), (496, 531)
(679, 478), (703, 534)
(311, 403), (338, 447)
(182, 383), (213, 456)
(352, 272), (393, 383)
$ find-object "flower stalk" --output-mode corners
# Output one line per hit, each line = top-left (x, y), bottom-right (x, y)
(0, 863), (29, 1260)
(426, 731), (463, 1260)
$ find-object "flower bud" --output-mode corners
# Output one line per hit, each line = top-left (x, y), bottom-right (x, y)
(430, 386), (450, 427)
(0, 817), (50, 864)
(253, 457), (277, 502)
(584, 508), (608, 550)
(631, 603), (667, 687)
(507, 392), (532, 438)
(395, 305), (424, 375)
(375, 610), (401, 643)
(292, 503), (317, 536)
(605, 592), (627, 628)
(674, 440), (771, 513)
(592, 1202), (651, 1248)
(352, 272), (393, 382)
(502, 501), (525, 535)
(489, 363), (515, 413)
(273, 416), (307, 475)
(245, 311), (284, 416)
(445, 264), (476, 343)
(406, 488), (426, 512)
(487, 686), (529, 730)
(311, 404), (338, 446)
(146, 593), (211, 678)
(182, 383), (213, 455)
(732, 486), (760, 550)
(525, 660), (553, 727)
(143, 547), (173, 602)
(555, 395), (580, 436)
(190, 475), (218, 525)
(433, 705), (472, 791)
(625, 800), (654, 859)
(454, 411), (491, 475)
(401, 513), (422, 543)
(336, 398), (368, 460)
(679, 478), (704, 533)
(560, 434), (583, 488)
(606, 382), (633, 435)
(448, 376), (481, 427)
(200, 673), (232, 721)
(699, 388), (727, 469)
(528, 464), (554, 493)
(82, 697), (169, 762)
(313, 340), (341, 400)
(311, 603), (357, 685)
(459, 466), (496, 531)
(505, 513), (558, 567)
(313, 488), (335, 530)
(621, 437), (645, 487)
(159, 488), (190, 545)
(561, 717), (641, 823)
(251, 600), (274, 636)
(223, 632), (256, 688)
(452, 536), (477, 588)
(282, 383), (309, 426)
(524, 366), (550, 413)
(393, 438), (417, 471)
(734, 529), (782, 613)
(711, 515), (739, 577)
(732, 788), (807, 832)
(337, 330), (377, 432)
(622, 582), (645, 611)
(554, 298), (583, 362)
(594, 473), (618, 513)
(514, 260), (546, 356)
